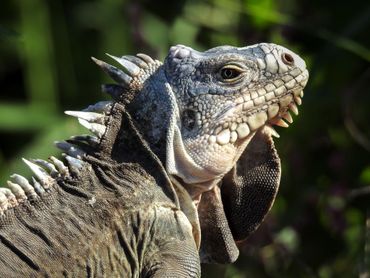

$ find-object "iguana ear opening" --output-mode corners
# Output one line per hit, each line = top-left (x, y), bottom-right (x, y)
(221, 126), (281, 241)
(198, 127), (281, 263)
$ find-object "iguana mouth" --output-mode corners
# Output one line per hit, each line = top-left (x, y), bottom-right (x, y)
(207, 68), (309, 145)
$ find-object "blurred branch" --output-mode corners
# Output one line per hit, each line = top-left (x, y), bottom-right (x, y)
(0, 103), (58, 131)
(17, 0), (58, 110)
(349, 186), (370, 202)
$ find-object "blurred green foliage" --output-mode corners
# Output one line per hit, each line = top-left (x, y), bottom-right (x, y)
(1, 0), (369, 277)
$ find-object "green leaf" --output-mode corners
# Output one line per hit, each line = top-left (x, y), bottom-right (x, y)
(0, 103), (58, 131)
(243, 0), (291, 28)
(142, 13), (169, 59)
(170, 18), (199, 47)
(274, 227), (300, 252)
(184, 2), (240, 31)
(360, 166), (370, 184)
(17, 0), (58, 109)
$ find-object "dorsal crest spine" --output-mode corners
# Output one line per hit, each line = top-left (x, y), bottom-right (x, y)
(92, 52), (162, 102)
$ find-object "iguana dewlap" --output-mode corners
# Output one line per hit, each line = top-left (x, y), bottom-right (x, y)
(0, 43), (308, 276)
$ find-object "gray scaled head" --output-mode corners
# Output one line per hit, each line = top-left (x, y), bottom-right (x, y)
(163, 43), (309, 192)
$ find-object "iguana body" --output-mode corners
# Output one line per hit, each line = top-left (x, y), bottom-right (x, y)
(0, 43), (308, 276)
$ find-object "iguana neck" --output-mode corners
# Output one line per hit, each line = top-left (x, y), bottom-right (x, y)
(106, 102), (202, 247)
(126, 67), (219, 200)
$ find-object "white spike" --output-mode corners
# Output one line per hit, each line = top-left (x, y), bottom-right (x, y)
(265, 125), (280, 138)
(22, 158), (53, 189)
(0, 188), (18, 207)
(123, 55), (149, 69)
(78, 119), (106, 138)
(64, 111), (105, 124)
(10, 174), (37, 198)
(91, 57), (132, 85)
(290, 103), (299, 115)
(83, 101), (113, 113)
(275, 119), (289, 128)
(31, 177), (45, 195)
(54, 141), (86, 159)
(65, 155), (84, 170)
(270, 128), (280, 138)
(6, 181), (27, 201)
(32, 159), (59, 177)
(49, 156), (69, 176)
(136, 53), (155, 64)
(295, 96), (302, 105)
(0, 188), (14, 198)
(106, 54), (141, 76)
(70, 135), (99, 147)
(282, 112), (293, 123)
(0, 190), (8, 211)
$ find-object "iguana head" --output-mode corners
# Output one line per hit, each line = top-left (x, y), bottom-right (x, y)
(163, 44), (308, 196)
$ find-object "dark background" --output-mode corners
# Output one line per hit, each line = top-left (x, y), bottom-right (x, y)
(1, 0), (369, 277)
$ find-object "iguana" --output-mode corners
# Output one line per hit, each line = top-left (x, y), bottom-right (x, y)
(0, 43), (308, 277)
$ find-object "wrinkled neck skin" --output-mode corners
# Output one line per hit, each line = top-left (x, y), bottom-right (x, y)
(129, 66), (254, 202)
(169, 123), (256, 201)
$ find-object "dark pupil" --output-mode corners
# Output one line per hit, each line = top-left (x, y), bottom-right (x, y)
(221, 68), (238, 79)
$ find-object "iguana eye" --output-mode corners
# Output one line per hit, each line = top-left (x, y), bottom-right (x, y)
(219, 66), (243, 82)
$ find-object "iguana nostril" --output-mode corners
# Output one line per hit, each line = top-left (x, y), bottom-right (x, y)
(281, 53), (294, 65)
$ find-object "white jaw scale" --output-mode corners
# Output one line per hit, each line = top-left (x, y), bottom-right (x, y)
(208, 69), (308, 146)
